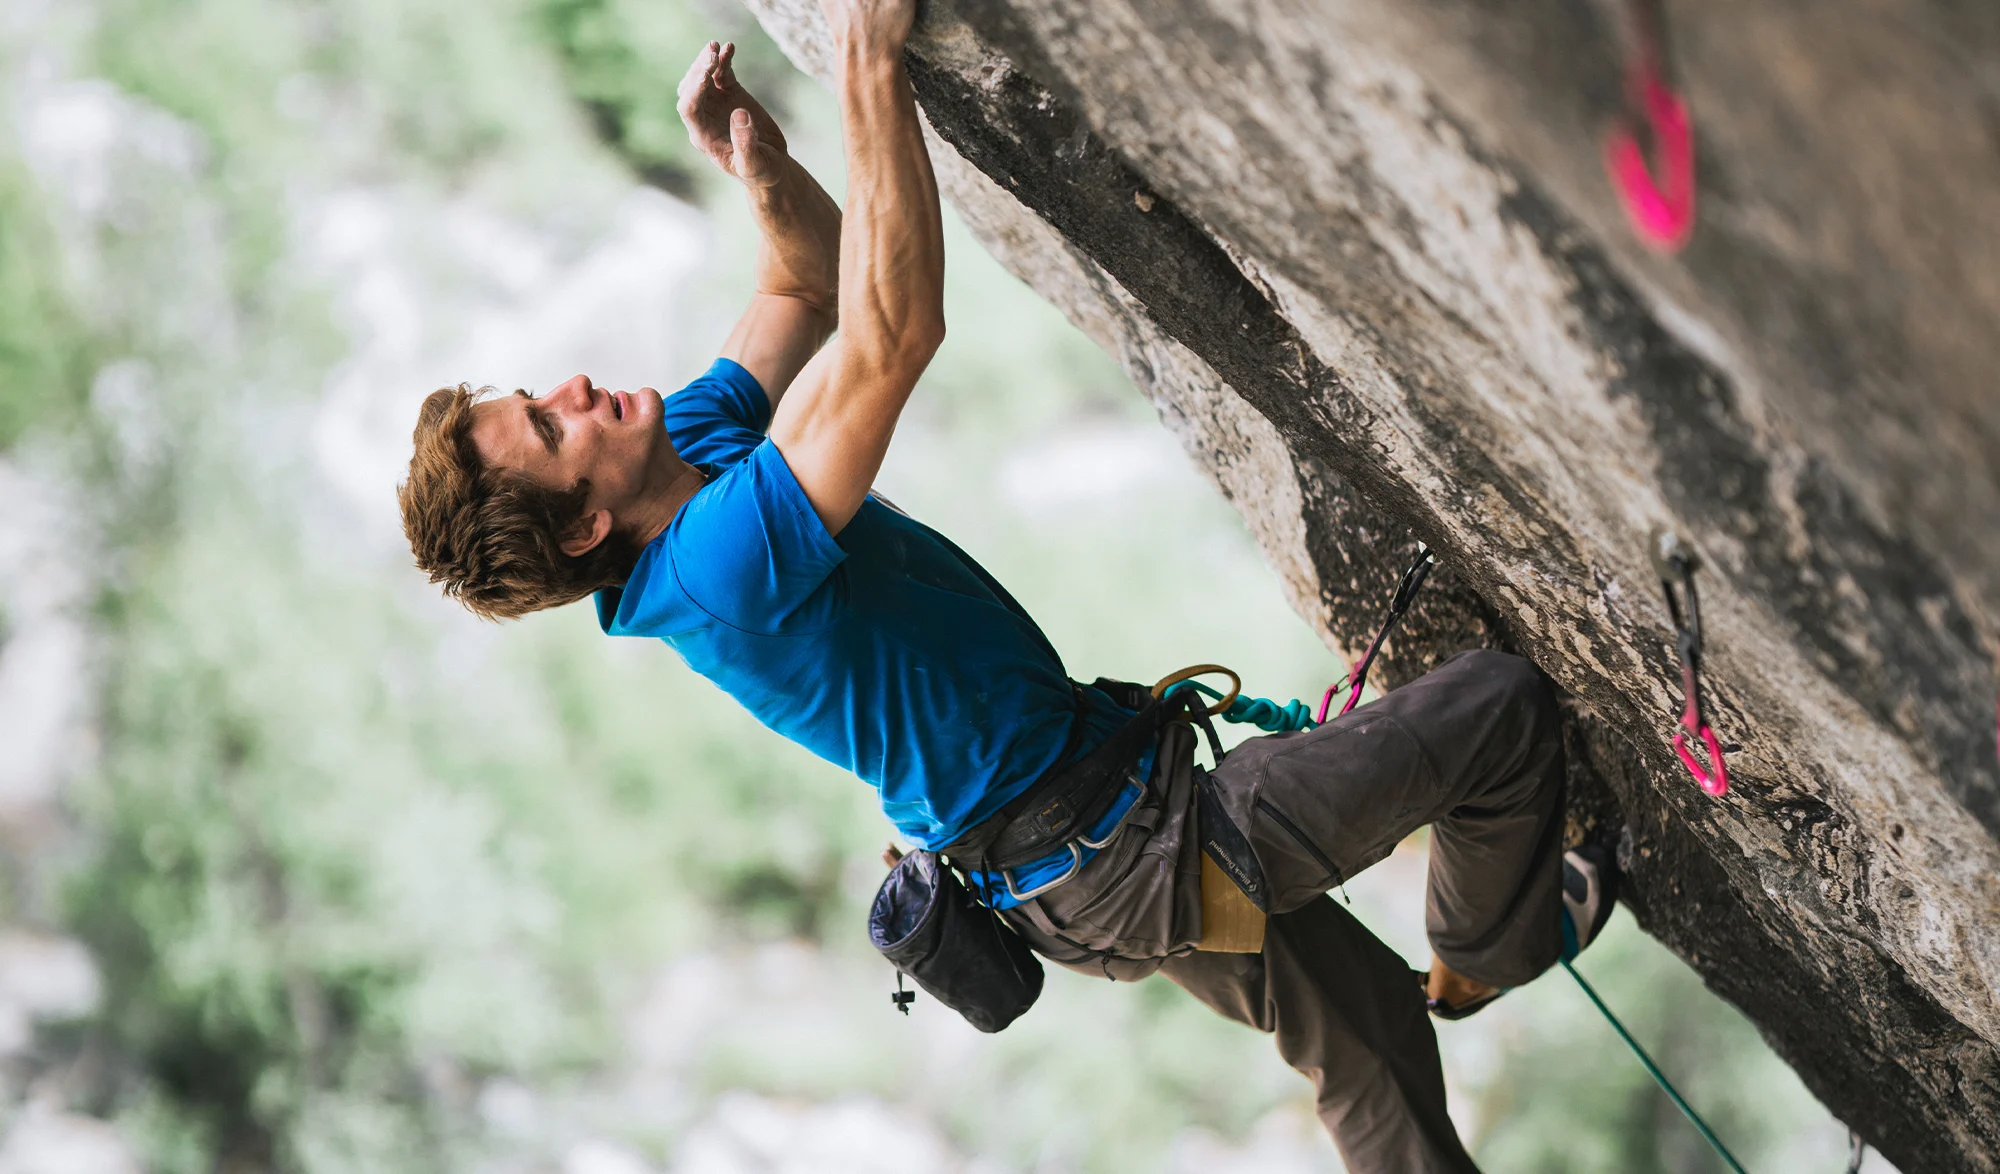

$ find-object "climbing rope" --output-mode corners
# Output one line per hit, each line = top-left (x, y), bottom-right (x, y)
(1561, 956), (1749, 1173)
(1167, 676), (1318, 733)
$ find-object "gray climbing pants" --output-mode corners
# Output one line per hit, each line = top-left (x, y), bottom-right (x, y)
(998, 649), (1568, 1174)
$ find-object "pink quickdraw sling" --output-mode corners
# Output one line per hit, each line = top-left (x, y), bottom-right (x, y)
(1604, 1), (1696, 253)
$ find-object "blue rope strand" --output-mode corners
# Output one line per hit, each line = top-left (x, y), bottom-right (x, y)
(1167, 680), (1317, 733)
(1561, 957), (1750, 1174)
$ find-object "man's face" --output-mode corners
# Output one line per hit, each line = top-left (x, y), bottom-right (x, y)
(468, 374), (676, 544)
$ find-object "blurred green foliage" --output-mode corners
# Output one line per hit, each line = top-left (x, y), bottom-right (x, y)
(0, 154), (93, 447)
(537, 0), (794, 196)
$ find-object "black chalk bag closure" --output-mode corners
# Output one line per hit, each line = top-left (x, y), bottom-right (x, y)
(868, 849), (1043, 1033)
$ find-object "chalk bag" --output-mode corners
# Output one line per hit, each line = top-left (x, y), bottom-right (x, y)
(869, 848), (1044, 1033)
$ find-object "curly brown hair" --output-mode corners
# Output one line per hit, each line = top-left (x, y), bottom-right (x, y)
(398, 384), (640, 620)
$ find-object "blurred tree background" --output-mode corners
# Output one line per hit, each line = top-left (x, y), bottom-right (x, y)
(0, 0), (1891, 1171)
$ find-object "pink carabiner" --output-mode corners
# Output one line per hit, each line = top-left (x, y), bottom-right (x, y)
(1673, 705), (1729, 796)
(1318, 633), (1382, 724)
(1604, 70), (1695, 253)
(1314, 673), (1364, 724)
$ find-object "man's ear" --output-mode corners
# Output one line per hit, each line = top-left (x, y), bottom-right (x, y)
(559, 508), (613, 558)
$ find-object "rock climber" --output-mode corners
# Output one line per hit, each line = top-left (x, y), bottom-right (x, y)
(395, 1), (1615, 1168)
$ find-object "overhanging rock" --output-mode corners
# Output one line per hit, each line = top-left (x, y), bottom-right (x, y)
(744, 1), (2000, 1169)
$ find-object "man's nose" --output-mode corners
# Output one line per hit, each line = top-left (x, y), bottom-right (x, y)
(555, 375), (593, 410)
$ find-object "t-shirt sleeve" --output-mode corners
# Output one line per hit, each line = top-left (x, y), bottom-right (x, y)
(659, 358), (772, 468)
(669, 439), (846, 632)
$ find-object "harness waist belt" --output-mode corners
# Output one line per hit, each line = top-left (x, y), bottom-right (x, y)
(943, 678), (1182, 874)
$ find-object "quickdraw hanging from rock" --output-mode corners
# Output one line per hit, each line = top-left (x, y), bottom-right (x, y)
(1318, 544), (1438, 722)
(1604, 0), (1696, 253)
(1651, 528), (1729, 795)
(1153, 542), (1440, 738)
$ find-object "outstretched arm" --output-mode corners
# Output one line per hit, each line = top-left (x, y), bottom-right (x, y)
(678, 42), (844, 408)
(766, 0), (944, 535)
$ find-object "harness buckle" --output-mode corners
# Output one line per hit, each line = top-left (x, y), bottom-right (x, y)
(998, 774), (1144, 903)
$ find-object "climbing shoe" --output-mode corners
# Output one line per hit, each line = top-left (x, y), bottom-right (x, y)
(1425, 973), (1508, 1021)
(1427, 842), (1622, 1020)
(1560, 841), (1621, 963)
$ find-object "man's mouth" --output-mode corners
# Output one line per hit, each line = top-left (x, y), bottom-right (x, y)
(611, 390), (625, 421)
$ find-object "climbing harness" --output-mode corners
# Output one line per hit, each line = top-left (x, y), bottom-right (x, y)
(1604, 0), (1696, 253)
(1561, 956), (1749, 1173)
(1652, 528), (1729, 796)
(1318, 544), (1439, 723)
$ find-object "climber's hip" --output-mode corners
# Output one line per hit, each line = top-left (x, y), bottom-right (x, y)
(1003, 649), (1568, 988)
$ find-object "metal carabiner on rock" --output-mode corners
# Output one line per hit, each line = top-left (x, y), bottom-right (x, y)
(1651, 528), (1728, 796)
(1316, 543), (1438, 724)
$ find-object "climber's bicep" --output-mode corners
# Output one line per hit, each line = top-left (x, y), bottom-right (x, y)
(767, 338), (916, 535)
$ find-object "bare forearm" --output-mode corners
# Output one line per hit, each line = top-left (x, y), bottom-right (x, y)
(764, 4), (939, 535)
(834, 42), (944, 368)
(747, 154), (842, 311)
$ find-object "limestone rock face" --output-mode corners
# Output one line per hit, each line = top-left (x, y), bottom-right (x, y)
(745, 1), (2000, 1169)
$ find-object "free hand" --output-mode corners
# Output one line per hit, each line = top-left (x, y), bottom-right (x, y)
(677, 41), (788, 186)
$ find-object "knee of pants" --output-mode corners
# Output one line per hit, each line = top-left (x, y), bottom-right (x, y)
(1453, 649), (1561, 743)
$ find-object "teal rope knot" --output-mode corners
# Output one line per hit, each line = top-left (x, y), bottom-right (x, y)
(1167, 680), (1318, 734)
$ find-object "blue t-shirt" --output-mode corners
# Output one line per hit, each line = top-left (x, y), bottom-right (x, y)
(596, 360), (1137, 867)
